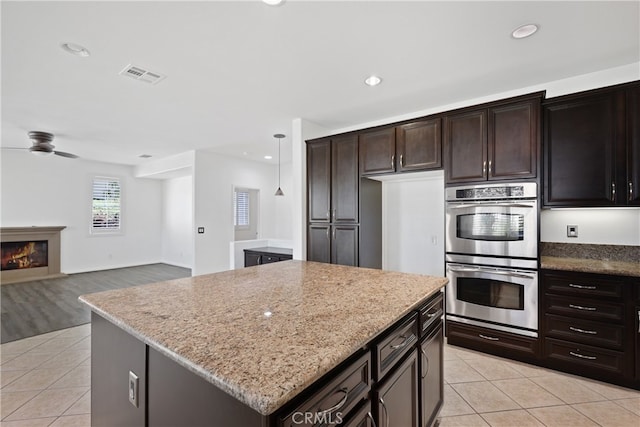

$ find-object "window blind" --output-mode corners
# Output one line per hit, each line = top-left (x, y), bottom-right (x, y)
(92, 177), (121, 232)
(234, 190), (250, 228)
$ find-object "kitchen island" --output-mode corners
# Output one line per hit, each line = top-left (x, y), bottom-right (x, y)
(79, 260), (447, 427)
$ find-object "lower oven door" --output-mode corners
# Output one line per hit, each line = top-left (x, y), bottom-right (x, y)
(446, 263), (538, 335)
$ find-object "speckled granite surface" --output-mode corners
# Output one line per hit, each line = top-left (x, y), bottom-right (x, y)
(79, 260), (447, 415)
(540, 243), (640, 278)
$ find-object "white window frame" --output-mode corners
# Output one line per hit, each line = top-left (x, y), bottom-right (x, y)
(90, 176), (122, 235)
(234, 189), (250, 230)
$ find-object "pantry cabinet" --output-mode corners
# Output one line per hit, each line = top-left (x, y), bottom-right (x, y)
(543, 81), (640, 207)
(444, 93), (541, 184)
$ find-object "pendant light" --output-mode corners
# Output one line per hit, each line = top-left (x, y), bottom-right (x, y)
(274, 133), (285, 196)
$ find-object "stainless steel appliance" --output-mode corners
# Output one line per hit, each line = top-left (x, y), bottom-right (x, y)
(445, 182), (539, 337)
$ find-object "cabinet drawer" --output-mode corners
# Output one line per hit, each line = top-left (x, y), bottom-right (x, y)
(546, 294), (624, 323)
(544, 272), (624, 299)
(446, 321), (539, 360)
(279, 351), (371, 427)
(545, 338), (628, 377)
(545, 314), (624, 350)
(375, 313), (418, 381)
(341, 400), (374, 427)
(262, 255), (281, 264)
(419, 293), (443, 337)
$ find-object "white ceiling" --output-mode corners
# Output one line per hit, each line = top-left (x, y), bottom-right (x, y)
(2, 1), (639, 166)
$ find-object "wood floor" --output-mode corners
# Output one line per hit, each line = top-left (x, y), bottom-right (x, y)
(0, 263), (191, 343)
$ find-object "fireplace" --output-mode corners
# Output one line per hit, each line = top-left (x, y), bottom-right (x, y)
(0, 227), (66, 284)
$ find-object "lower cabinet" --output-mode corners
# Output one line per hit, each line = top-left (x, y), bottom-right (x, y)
(374, 350), (420, 427)
(244, 247), (293, 267)
(420, 324), (443, 427)
(308, 224), (359, 267)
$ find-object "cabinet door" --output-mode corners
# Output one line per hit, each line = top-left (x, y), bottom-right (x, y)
(396, 118), (442, 172)
(308, 224), (331, 263)
(244, 252), (261, 267)
(332, 135), (359, 222)
(420, 325), (443, 427)
(331, 225), (358, 267)
(636, 306), (640, 380)
(308, 140), (331, 222)
(543, 92), (619, 206)
(488, 100), (538, 180)
(444, 110), (487, 184)
(374, 350), (419, 427)
(627, 86), (640, 205)
(360, 128), (396, 175)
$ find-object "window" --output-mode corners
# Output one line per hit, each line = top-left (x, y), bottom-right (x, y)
(91, 177), (121, 233)
(234, 189), (250, 229)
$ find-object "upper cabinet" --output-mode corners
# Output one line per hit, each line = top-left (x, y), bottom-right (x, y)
(543, 82), (640, 207)
(444, 94), (541, 184)
(307, 135), (359, 223)
(360, 118), (442, 176)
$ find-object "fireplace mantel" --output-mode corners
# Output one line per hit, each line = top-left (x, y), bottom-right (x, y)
(1, 226), (66, 284)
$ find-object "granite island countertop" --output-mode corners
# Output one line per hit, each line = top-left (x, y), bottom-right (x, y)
(79, 260), (447, 416)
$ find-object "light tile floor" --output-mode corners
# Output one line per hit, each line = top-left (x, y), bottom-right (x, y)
(1, 325), (639, 426)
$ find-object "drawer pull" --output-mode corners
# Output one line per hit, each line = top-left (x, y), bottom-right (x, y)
(569, 351), (597, 361)
(389, 334), (411, 350)
(568, 283), (596, 290)
(366, 411), (378, 427)
(420, 347), (430, 379)
(479, 334), (499, 341)
(379, 397), (389, 427)
(569, 304), (596, 311)
(569, 326), (597, 335)
(425, 310), (439, 318)
(317, 388), (348, 416)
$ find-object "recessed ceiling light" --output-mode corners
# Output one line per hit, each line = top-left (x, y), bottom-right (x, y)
(263, 0), (284, 5)
(365, 75), (382, 86)
(61, 42), (90, 57)
(264, 155), (273, 160)
(511, 24), (539, 39)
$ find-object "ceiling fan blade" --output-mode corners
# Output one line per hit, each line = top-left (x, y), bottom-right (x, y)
(53, 150), (78, 159)
(1, 147), (29, 150)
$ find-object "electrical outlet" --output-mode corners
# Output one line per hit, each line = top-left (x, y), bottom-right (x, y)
(197, 227), (205, 234)
(128, 371), (139, 408)
(567, 225), (578, 238)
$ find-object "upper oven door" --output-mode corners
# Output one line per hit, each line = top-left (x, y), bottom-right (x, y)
(445, 200), (537, 259)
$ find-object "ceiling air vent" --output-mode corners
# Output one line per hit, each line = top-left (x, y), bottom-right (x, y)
(119, 64), (166, 85)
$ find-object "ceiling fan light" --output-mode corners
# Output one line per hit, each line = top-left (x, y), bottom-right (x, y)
(29, 147), (53, 156)
(263, 0), (284, 5)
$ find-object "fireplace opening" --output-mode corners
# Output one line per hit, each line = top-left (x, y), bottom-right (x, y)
(1, 240), (48, 270)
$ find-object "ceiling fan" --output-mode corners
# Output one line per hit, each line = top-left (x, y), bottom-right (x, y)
(2, 131), (78, 159)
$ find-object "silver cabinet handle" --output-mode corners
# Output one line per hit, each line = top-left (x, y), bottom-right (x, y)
(332, 227), (336, 240)
(366, 411), (378, 427)
(391, 154), (395, 170)
(257, 255), (262, 264)
(399, 154), (404, 168)
(332, 208), (336, 221)
(425, 310), (438, 318)
(637, 309), (640, 333)
(569, 283), (596, 290)
(379, 397), (389, 427)
(482, 160), (486, 175)
(479, 334), (499, 341)
(570, 351), (597, 360)
(390, 334), (411, 350)
(326, 210), (330, 219)
(326, 228), (330, 240)
(630, 182), (634, 201)
(447, 203), (535, 209)
(488, 160), (492, 175)
(447, 265), (535, 279)
(612, 181), (616, 202)
(317, 388), (348, 416)
(569, 326), (597, 335)
(569, 304), (596, 311)
(420, 347), (429, 379)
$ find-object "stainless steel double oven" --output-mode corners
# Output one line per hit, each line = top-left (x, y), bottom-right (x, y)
(445, 182), (539, 338)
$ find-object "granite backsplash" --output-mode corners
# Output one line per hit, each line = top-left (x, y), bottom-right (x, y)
(540, 242), (640, 262)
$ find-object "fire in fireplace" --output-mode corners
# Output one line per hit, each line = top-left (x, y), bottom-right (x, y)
(0, 241), (48, 270)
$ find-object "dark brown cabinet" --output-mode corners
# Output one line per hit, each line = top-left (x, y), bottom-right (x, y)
(543, 81), (640, 207)
(541, 270), (637, 387)
(359, 119), (442, 176)
(307, 224), (359, 266)
(374, 350), (419, 427)
(244, 247), (293, 267)
(420, 323), (443, 427)
(444, 93), (541, 184)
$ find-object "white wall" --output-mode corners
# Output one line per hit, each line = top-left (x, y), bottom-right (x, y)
(379, 171), (445, 276)
(540, 209), (640, 246)
(162, 175), (193, 268)
(192, 150), (292, 275)
(0, 150), (163, 273)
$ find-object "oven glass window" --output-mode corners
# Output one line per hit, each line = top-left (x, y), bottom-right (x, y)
(457, 213), (523, 241)
(457, 277), (524, 310)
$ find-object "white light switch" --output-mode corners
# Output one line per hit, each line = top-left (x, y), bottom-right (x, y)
(567, 225), (578, 238)
(128, 371), (139, 408)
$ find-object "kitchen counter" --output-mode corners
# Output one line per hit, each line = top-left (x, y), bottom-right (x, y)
(540, 243), (640, 278)
(79, 260), (447, 417)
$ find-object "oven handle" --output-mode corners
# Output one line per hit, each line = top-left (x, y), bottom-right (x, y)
(447, 203), (536, 209)
(447, 265), (536, 280)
